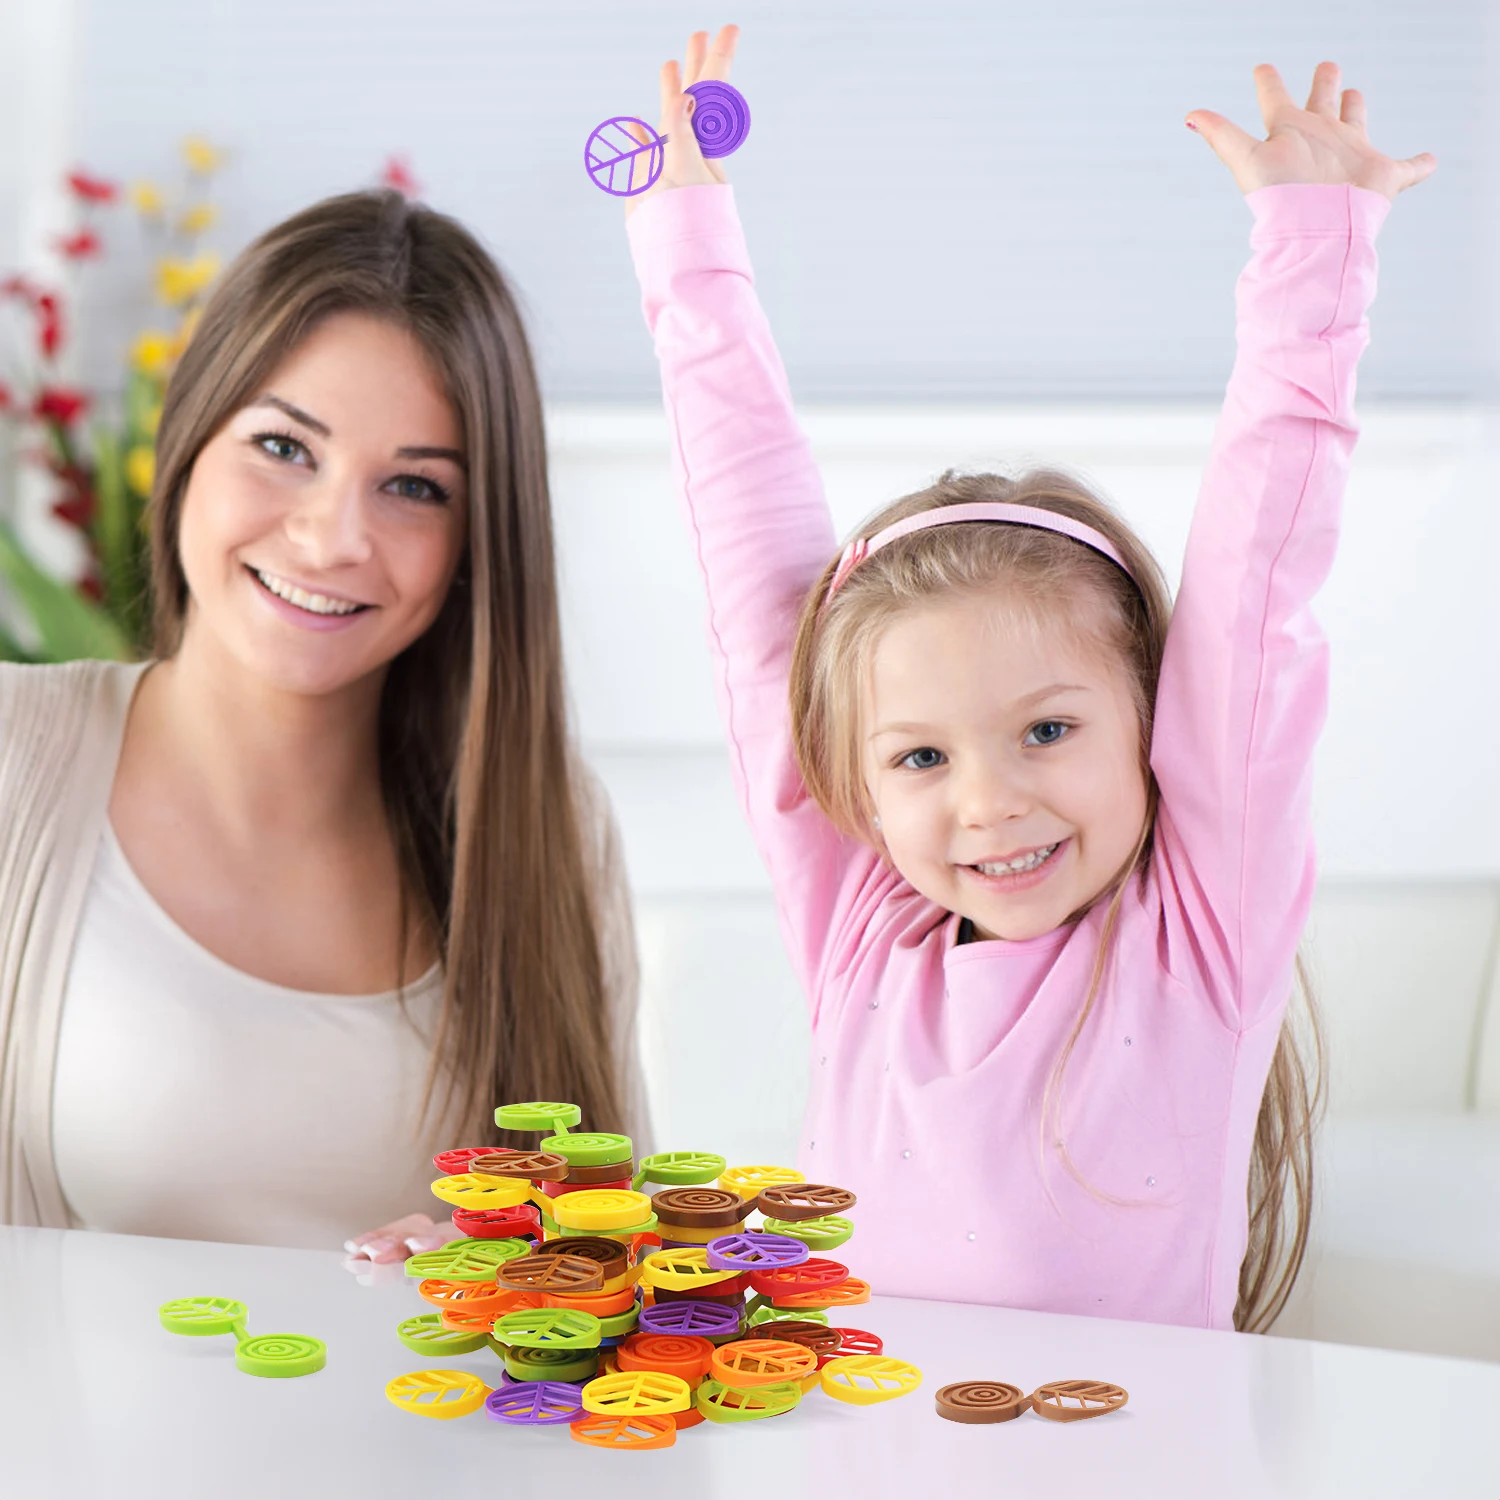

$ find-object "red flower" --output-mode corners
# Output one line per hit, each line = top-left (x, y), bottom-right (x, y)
(33, 386), (89, 425)
(55, 228), (103, 260)
(379, 155), (421, 198)
(77, 573), (104, 603)
(35, 293), (63, 359)
(52, 492), (95, 531)
(0, 274), (35, 301)
(0, 382), (11, 412)
(66, 170), (118, 204)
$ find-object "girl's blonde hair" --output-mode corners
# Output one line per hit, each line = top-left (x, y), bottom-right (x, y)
(148, 190), (627, 1146)
(788, 468), (1324, 1333)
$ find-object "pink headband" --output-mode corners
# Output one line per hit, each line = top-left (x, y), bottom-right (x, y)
(821, 501), (1135, 612)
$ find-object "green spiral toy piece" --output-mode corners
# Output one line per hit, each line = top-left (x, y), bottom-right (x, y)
(538, 1131), (633, 1168)
(234, 1333), (327, 1379)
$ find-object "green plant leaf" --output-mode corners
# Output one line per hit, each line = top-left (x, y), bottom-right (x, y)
(91, 423), (149, 649)
(0, 520), (132, 662)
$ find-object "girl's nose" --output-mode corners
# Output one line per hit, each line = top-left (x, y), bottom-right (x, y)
(954, 758), (1033, 827)
(282, 472), (375, 568)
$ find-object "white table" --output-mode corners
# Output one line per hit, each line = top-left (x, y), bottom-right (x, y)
(2, 1225), (1496, 1499)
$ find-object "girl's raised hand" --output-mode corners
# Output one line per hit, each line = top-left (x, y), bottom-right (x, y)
(624, 24), (740, 217)
(1187, 63), (1435, 200)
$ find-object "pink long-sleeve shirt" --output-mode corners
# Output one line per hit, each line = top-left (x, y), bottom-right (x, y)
(629, 182), (1388, 1330)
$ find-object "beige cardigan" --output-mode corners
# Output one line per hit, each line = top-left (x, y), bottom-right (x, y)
(0, 658), (648, 1228)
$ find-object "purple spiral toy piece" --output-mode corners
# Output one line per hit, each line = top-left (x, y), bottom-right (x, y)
(484, 1380), (586, 1426)
(683, 80), (752, 159)
(705, 1231), (810, 1272)
(637, 1298), (742, 1339)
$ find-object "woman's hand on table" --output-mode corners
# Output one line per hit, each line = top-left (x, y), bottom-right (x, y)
(342, 1211), (450, 1266)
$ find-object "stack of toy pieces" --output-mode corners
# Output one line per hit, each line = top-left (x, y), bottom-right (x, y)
(385, 1099), (922, 1448)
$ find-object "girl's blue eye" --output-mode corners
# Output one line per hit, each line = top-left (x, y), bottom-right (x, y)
(900, 747), (945, 771)
(1025, 720), (1069, 747)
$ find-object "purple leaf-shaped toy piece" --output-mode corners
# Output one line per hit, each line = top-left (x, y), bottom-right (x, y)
(705, 1231), (810, 1272)
(584, 117), (665, 198)
(637, 1298), (743, 1339)
(484, 1380), (586, 1426)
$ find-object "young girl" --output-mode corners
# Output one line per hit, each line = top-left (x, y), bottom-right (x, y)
(0, 191), (647, 1252)
(624, 29), (1433, 1331)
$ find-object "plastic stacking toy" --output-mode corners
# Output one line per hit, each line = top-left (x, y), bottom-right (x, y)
(584, 79), (752, 197)
(1029, 1379), (1129, 1422)
(819, 1355), (923, 1406)
(386, 1369), (490, 1419)
(378, 1099), (928, 1449)
(935, 1381), (1029, 1424)
(159, 1297), (324, 1379)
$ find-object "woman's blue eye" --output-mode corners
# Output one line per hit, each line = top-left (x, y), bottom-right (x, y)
(900, 747), (945, 771)
(1025, 720), (1068, 747)
(255, 432), (307, 463)
(389, 474), (450, 504)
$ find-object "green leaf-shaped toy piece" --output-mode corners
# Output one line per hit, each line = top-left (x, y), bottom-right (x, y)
(404, 1237), (531, 1282)
(396, 1313), (488, 1357)
(494, 1101), (582, 1133)
(158, 1296), (248, 1338)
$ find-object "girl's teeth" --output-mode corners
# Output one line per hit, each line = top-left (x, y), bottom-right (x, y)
(255, 568), (362, 616)
(975, 843), (1058, 876)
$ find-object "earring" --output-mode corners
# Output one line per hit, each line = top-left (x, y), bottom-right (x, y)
(872, 815), (882, 831)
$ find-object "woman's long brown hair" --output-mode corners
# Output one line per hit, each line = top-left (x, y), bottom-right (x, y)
(147, 190), (626, 1144)
(788, 468), (1325, 1333)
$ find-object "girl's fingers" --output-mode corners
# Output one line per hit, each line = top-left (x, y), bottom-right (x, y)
(658, 58), (683, 133)
(1304, 60), (1341, 118)
(701, 23), (739, 82)
(1251, 63), (1294, 129)
(683, 29), (708, 89)
(1392, 151), (1438, 193)
(1339, 87), (1368, 134)
(1185, 109), (1258, 175)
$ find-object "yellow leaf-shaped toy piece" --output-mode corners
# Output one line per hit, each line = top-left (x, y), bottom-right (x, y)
(385, 1369), (489, 1420)
(430, 1173), (532, 1211)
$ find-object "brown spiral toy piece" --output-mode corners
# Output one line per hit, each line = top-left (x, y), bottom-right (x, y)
(651, 1187), (748, 1229)
(935, 1381), (1030, 1424)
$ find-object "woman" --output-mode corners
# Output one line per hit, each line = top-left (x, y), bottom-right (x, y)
(0, 189), (647, 1250)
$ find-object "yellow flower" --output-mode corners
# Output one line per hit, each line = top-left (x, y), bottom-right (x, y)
(171, 307), (203, 359)
(125, 445), (156, 497)
(141, 401), (163, 438)
(155, 253), (221, 307)
(130, 180), (165, 217)
(178, 203), (217, 236)
(182, 137), (224, 175)
(130, 331), (175, 377)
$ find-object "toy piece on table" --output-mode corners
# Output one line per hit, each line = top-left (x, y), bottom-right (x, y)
(396, 1312), (489, 1358)
(747, 1320), (841, 1359)
(633, 1151), (727, 1191)
(403, 1236), (531, 1282)
(433, 1147), (509, 1175)
(635, 1297), (742, 1342)
(584, 80), (752, 198)
(158, 1297), (324, 1379)
(530, 1235), (633, 1285)
(499, 1253), (605, 1294)
(502, 1344), (601, 1384)
(1029, 1380), (1129, 1422)
(469, 1149), (570, 1182)
(494, 1307), (603, 1351)
(540, 1132), (634, 1168)
(450, 1202), (542, 1240)
(430, 1173), (532, 1213)
(580, 1369), (693, 1417)
(705, 1231), (810, 1272)
(616, 1332), (716, 1385)
(710, 1338), (818, 1389)
(549, 1187), (653, 1233)
(819, 1354), (922, 1406)
(935, 1381), (1029, 1424)
(494, 1101), (581, 1133)
(235, 1334), (327, 1379)
(386, 1369), (490, 1419)
(755, 1183), (858, 1221)
(759, 1212), (854, 1252)
(717, 1164), (804, 1200)
(484, 1380), (586, 1426)
(570, 1412), (677, 1449)
(158, 1295), (247, 1338)
(652, 1187), (748, 1241)
(694, 1376), (801, 1424)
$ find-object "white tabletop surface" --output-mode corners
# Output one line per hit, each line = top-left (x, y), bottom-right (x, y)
(2, 1224), (1497, 1499)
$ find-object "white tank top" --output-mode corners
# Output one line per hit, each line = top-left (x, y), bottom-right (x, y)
(51, 820), (454, 1249)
